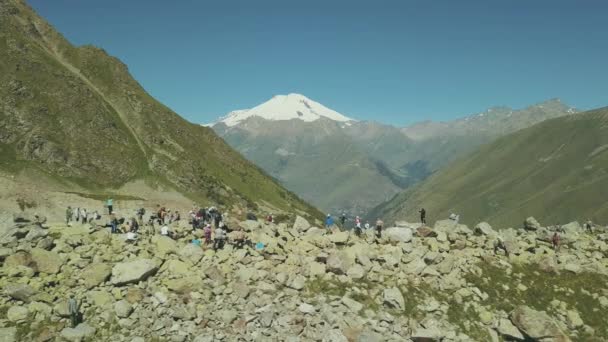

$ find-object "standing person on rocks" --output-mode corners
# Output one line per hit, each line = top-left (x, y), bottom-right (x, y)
(75, 207), (81, 223)
(340, 213), (347, 228)
(355, 216), (362, 234)
(106, 198), (113, 215)
(204, 224), (212, 245)
(552, 232), (561, 252)
(68, 294), (80, 328)
(213, 226), (226, 250)
(364, 221), (371, 230)
(375, 218), (384, 239)
(585, 219), (593, 233)
(81, 208), (87, 224)
(419, 208), (426, 224)
(325, 214), (334, 231)
(110, 213), (118, 234)
(493, 235), (509, 257)
(66, 206), (73, 225)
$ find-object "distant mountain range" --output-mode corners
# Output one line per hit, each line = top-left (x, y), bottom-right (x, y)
(210, 94), (577, 216)
(0, 0), (320, 220)
(370, 106), (608, 228)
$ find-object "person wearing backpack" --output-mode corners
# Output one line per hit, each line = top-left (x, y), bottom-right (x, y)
(375, 218), (384, 239)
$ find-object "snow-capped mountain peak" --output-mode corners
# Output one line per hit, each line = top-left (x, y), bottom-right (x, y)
(214, 93), (355, 127)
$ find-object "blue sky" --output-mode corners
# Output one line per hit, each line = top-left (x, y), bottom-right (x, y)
(29, 0), (608, 126)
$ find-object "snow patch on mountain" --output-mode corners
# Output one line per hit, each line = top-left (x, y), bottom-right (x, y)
(214, 93), (355, 127)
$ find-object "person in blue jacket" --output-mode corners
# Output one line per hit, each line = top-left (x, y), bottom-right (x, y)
(325, 214), (334, 229)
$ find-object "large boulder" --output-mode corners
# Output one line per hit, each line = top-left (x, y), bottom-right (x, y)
(0, 327), (17, 342)
(114, 300), (133, 318)
(30, 248), (63, 274)
(474, 222), (496, 236)
(293, 216), (311, 232)
(382, 287), (404, 310)
(178, 244), (204, 265)
(4, 251), (36, 270)
(384, 227), (413, 243)
(497, 318), (524, 340)
(111, 259), (158, 286)
(524, 217), (542, 230)
(329, 231), (350, 245)
(152, 235), (177, 256)
(4, 283), (36, 302)
(80, 263), (112, 289)
(510, 306), (570, 341)
(7, 306), (29, 322)
(417, 226), (437, 238)
(560, 221), (582, 235)
(60, 323), (96, 342)
(326, 252), (352, 274)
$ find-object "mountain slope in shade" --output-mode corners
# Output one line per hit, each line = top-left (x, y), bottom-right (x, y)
(0, 0), (321, 220)
(369, 106), (608, 227)
(216, 93), (355, 127)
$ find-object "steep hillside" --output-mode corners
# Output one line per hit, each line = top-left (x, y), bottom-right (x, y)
(370, 107), (608, 227)
(0, 0), (320, 219)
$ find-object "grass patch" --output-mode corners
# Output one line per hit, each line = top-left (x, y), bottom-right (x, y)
(465, 260), (608, 340)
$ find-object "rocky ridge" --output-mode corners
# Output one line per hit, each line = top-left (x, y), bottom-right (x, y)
(1, 213), (607, 341)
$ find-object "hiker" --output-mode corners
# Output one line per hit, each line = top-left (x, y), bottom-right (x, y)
(66, 206), (73, 225)
(266, 214), (274, 224)
(106, 198), (113, 215)
(89, 210), (99, 223)
(110, 214), (118, 234)
(375, 218), (384, 239)
(364, 221), (370, 230)
(130, 217), (139, 232)
(81, 208), (87, 223)
(75, 207), (81, 223)
(203, 224), (212, 245)
(340, 213), (347, 227)
(355, 216), (362, 234)
(493, 236), (509, 257)
(214, 212), (222, 228)
(126, 231), (138, 243)
(191, 238), (202, 247)
(325, 214), (334, 230)
(585, 219), (593, 233)
(161, 225), (171, 238)
(233, 228), (246, 249)
(137, 208), (145, 222)
(419, 208), (426, 224)
(174, 211), (181, 222)
(68, 294), (80, 328)
(552, 232), (561, 251)
(213, 226), (226, 250)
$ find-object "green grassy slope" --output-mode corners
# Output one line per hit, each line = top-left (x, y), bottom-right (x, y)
(370, 107), (608, 227)
(0, 0), (321, 219)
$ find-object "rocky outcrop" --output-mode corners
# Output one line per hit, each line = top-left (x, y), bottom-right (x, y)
(110, 259), (159, 286)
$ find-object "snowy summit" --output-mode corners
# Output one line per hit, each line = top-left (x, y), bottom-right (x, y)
(214, 93), (355, 127)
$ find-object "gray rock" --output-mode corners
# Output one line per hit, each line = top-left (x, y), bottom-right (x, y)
(0, 327), (17, 342)
(561, 221), (582, 234)
(342, 296), (363, 312)
(7, 306), (29, 322)
(357, 329), (383, 342)
(293, 216), (311, 232)
(81, 263), (112, 289)
(60, 323), (97, 342)
(382, 287), (405, 310)
(4, 283), (36, 302)
(411, 327), (442, 341)
(524, 217), (542, 230)
(30, 248), (63, 274)
(114, 300), (133, 318)
(111, 259), (158, 286)
(329, 231), (350, 244)
(298, 303), (316, 314)
(510, 305), (569, 341)
(474, 222), (496, 236)
(323, 329), (348, 342)
(384, 227), (413, 243)
(178, 243), (204, 265)
(497, 318), (524, 340)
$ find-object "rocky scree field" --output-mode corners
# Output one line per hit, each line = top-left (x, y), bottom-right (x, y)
(0, 212), (607, 341)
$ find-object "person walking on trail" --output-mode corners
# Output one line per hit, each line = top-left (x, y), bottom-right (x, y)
(68, 294), (80, 328)
(340, 213), (347, 228)
(204, 224), (212, 245)
(355, 216), (362, 233)
(419, 208), (426, 224)
(375, 218), (384, 239)
(325, 214), (334, 230)
(66, 206), (73, 225)
(552, 232), (561, 252)
(106, 198), (114, 215)
(110, 214), (118, 234)
(493, 235), (509, 257)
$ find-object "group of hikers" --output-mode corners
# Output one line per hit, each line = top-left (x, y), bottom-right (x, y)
(325, 213), (385, 239)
